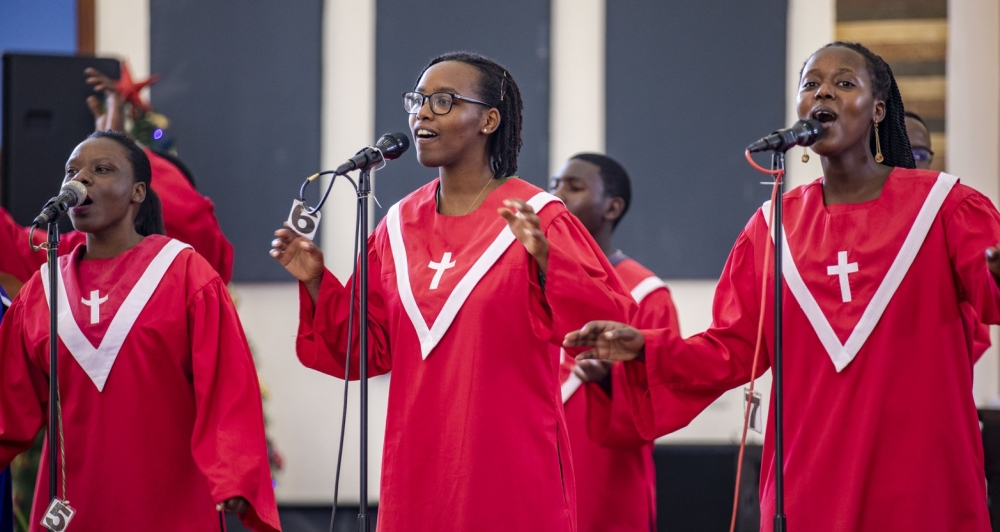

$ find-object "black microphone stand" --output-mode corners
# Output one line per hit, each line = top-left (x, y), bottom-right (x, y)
(44, 222), (61, 503)
(770, 151), (787, 532)
(355, 166), (372, 532)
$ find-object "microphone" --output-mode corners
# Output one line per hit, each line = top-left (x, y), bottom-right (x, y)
(32, 181), (88, 227)
(746, 119), (825, 153)
(333, 132), (410, 175)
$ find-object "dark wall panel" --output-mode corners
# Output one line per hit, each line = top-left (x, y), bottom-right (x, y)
(607, 0), (787, 279)
(150, 0), (322, 281)
(373, 0), (550, 220)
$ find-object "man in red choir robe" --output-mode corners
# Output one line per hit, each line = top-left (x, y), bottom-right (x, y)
(551, 153), (679, 532)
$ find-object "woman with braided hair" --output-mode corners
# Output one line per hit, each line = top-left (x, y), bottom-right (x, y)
(271, 52), (634, 531)
(565, 42), (1000, 531)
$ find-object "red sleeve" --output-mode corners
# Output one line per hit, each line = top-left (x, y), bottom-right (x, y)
(295, 234), (392, 380)
(0, 208), (43, 283)
(0, 287), (48, 468)
(622, 224), (771, 440)
(528, 211), (636, 345)
(187, 267), (280, 531)
(945, 191), (1000, 326)
(146, 150), (235, 284)
(587, 286), (682, 447)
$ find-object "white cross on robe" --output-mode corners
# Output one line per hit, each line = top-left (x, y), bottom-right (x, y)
(428, 252), (456, 290)
(81, 289), (108, 324)
(826, 251), (859, 303)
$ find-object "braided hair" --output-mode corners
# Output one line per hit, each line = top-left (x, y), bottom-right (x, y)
(418, 52), (524, 179)
(88, 130), (166, 236)
(570, 153), (632, 229)
(812, 42), (915, 169)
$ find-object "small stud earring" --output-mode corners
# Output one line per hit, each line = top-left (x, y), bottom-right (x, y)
(801, 148), (810, 163)
(482, 128), (488, 133)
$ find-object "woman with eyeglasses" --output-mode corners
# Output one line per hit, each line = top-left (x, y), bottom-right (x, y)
(567, 42), (1000, 531)
(271, 52), (634, 532)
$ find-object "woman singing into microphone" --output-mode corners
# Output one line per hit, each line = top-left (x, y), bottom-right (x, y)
(567, 42), (1000, 531)
(271, 52), (634, 532)
(0, 130), (280, 532)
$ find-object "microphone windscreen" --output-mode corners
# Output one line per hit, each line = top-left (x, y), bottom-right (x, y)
(376, 132), (410, 160)
(63, 180), (88, 206)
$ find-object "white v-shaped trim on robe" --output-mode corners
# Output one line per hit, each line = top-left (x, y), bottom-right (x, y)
(762, 172), (957, 372)
(387, 191), (561, 359)
(41, 239), (191, 391)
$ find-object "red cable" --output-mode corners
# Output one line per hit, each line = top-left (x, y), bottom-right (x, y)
(729, 151), (782, 532)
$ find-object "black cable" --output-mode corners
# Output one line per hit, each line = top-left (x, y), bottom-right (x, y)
(300, 170), (354, 215)
(328, 184), (363, 532)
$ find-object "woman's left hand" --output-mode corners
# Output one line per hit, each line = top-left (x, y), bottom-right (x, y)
(216, 496), (249, 514)
(499, 199), (549, 272)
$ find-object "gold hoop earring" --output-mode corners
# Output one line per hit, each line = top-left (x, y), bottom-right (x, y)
(873, 120), (884, 163)
(801, 148), (810, 163)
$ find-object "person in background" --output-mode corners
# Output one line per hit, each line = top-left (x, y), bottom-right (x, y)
(551, 152), (680, 532)
(904, 111), (934, 170)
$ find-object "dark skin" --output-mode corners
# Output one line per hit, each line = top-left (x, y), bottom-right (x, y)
(272, 60), (549, 303)
(905, 116), (933, 170)
(64, 138), (250, 515)
(798, 46), (891, 205)
(564, 45), (1000, 361)
(550, 158), (625, 384)
(64, 138), (146, 260)
(549, 158), (624, 257)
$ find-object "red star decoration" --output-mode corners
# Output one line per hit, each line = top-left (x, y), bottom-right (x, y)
(115, 61), (159, 114)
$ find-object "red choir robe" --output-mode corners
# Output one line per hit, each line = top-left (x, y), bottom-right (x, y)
(296, 177), (636, 532)
(559, 255), (679, 532)
(620, 169), (1000, 531)
(0, 149), (234, 285)
(963, 306), (991, 362)
(0, 235), (279, 531)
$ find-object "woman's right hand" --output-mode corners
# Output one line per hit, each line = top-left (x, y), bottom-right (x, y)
(563, 321), (645, 362)
(271, 224), (325, 302)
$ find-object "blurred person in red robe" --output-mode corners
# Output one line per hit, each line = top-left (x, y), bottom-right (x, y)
(550, 152), (681, 532)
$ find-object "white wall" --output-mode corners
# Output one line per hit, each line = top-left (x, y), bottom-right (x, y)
(94, 0), (149, 86)
(549, 0), (605, 174)
(783, 0), (834, 188)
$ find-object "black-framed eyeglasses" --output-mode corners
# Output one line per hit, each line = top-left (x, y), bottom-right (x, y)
(402, 91), (492, 115)
(912, 147), (934, 163)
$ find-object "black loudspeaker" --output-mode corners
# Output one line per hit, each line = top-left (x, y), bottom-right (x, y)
(1, 53), (120, 230)
(979, 409), (1000, 531)
(654, 444), (762, 532)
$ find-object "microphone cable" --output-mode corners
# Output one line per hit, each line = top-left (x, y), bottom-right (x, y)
(728, 151), (782, 532)
(297, 168), (364, 532)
